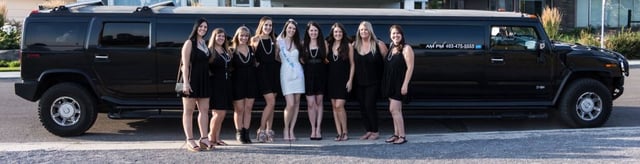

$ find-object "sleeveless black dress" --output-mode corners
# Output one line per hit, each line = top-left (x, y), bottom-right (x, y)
(381, 50), (408, 101)
(303, 48), (327, 95)
(182, 40), (211, 98)
(232, 48), (258, 100)
(327, 49), (350, 99)
(255, 38), (281, 95)
(354, 45), (383, 87)
(209, 50), (233, 109)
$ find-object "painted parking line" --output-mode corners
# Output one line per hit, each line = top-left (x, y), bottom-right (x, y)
(2, 127), (639, 152)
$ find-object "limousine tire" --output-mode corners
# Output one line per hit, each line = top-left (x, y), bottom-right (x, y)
(38, 83), (98, 136)
(558, 79), (612, 128)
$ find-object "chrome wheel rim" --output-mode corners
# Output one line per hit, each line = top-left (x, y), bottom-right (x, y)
(575, 92), (602, 121)
(50, 96), (81, 126)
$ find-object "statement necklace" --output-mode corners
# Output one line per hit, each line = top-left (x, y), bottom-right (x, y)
(260, 38), (273, 55)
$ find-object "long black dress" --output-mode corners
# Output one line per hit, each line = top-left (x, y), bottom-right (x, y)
(381, 50), (408, 101)
(232, 49), (258, 100)
(304, 48), (327, 95)
(327, 50), (350, 100)
(255, 38), (281, 95)
(209, 50), (233, 110)
(182, 40), (211, 98)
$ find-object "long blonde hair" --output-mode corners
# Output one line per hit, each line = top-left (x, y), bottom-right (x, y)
(353, 21), (378, 54)
(231, 26), (251, 52)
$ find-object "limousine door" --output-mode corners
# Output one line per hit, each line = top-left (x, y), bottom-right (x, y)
(484, 25), (553, 101)
(90, 18), (157, 99)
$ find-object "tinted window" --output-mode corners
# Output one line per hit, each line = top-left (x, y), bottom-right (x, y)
(490, 26), (539, 51)
(24, 22), (87, 51)
(401, 25), (485, 50)
(157, 23), (193, 48)
(100, 23), (150, 48)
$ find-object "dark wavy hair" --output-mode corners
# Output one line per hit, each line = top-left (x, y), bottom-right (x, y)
(188, 17), (208, 42)
(302, 21), (326, 62)
(326, 22), (350, 60)
(389, 24), (406, 53)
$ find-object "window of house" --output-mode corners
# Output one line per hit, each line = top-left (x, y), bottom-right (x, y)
(100, 22), (150, 48)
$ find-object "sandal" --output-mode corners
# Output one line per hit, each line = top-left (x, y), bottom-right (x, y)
(393, 136), (407, 144)
(199, 137), (214, 150)
(368, 132), (379, 140)
(186, 138), (201, 152)
(334, 134), (342, 141)
(216, 140), (228, 146)
(359, 132), (372, 140)
(385, 135), (399, 143)
(340, 133), (349, 141)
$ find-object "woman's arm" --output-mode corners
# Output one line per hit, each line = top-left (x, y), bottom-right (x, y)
(181, 40), (193, 94)
(401, 44), (414, 95)
(347, 44), (355, 92)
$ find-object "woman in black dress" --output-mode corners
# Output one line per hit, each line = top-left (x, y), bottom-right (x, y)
(251, 16), (279, 143)
(179, 18), (212, 151)
(231, 26), (257, 144)
(302, 21), (328, 140)
(326, 22), (354, 141)
(207, 28), (231, 146)
(352, 21), (388, 141)
(382, 25), (414, 144)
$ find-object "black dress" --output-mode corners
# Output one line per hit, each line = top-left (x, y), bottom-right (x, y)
(303, 48), (327, 95)
(182, 40), (211, 98)
(327, 50), (350, 99)
(381, 50), (408, 101)
(255, 38), (281, 95)
(209, 50), (233, 110)
(232, 49), (258, 100)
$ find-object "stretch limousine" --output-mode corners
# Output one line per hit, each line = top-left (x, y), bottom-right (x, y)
(15, 1), (628, 136)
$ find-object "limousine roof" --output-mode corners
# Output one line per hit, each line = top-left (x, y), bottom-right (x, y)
(38, 5), (533, 19)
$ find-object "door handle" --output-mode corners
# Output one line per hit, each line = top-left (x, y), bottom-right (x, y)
(94, 54), (111, 62)
(491, 57), (504, 64)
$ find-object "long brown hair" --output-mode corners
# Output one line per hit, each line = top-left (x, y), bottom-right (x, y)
(208, 28), (230, 63)
(254, 16), (276, 41)
(302, 21), (326, 62)
(389, 25), (406, 53)
(326, 22), (350, 60)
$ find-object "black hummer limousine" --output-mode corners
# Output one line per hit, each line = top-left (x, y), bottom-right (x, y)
(15, 1), (629, 136)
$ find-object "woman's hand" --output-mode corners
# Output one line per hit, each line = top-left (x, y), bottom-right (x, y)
(346, 80), (352, 92)
(401, 84), (408, 95)
(182, 83), (192, 96)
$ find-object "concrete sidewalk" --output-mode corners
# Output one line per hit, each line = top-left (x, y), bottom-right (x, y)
(1, 60), (638, 79)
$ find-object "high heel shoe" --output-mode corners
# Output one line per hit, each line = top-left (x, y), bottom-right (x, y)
(257, 129), (267, 143)
(340, 133), (349, 141)
(266, 130), (275, 143)
(199, 137), (214, 150)
(243, 128), (252, 144)
(185, 138), (201, 152)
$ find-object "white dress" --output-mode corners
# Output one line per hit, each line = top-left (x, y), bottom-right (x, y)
(278, 39), (305, 95)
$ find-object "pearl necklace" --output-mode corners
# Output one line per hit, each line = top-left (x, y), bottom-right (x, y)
(239, 51), (251, 64)
(260, 38), (273, 55)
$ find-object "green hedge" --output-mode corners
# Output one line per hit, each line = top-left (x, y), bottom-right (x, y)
(556, 29), (640, 59)
(0, 30), (19, 49)
(0, 60), (19, 67)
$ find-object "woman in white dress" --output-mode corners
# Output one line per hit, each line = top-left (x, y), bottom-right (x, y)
(277, 19), (305, 141)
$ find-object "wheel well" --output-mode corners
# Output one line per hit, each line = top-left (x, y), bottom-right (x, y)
(567, 71), (613, 91)
(36, 73), (97, 102)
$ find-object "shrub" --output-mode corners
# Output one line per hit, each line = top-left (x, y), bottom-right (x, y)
(8, 60), (19, 67)
(0, 60), (7, 67)
(0, 30), (19, 49)
(606, 29), (640, 59)
(541, 7), (562, 41)
(578, 30), (600, 47)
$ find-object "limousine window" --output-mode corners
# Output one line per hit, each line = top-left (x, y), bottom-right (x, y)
(100, 22), (150, 48)
(400, 25), (484, 50)
(24, 22), (87, 51)
(157, 23), (193, 48)
(490, 26), (539, 51)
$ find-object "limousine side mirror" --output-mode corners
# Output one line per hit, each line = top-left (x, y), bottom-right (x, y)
(538, 41), (546, 50)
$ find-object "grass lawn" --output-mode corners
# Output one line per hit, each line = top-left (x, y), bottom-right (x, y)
(0, 67), (20, 72)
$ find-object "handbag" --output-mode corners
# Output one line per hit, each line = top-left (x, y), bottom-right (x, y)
(175, 59), (191, 96)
